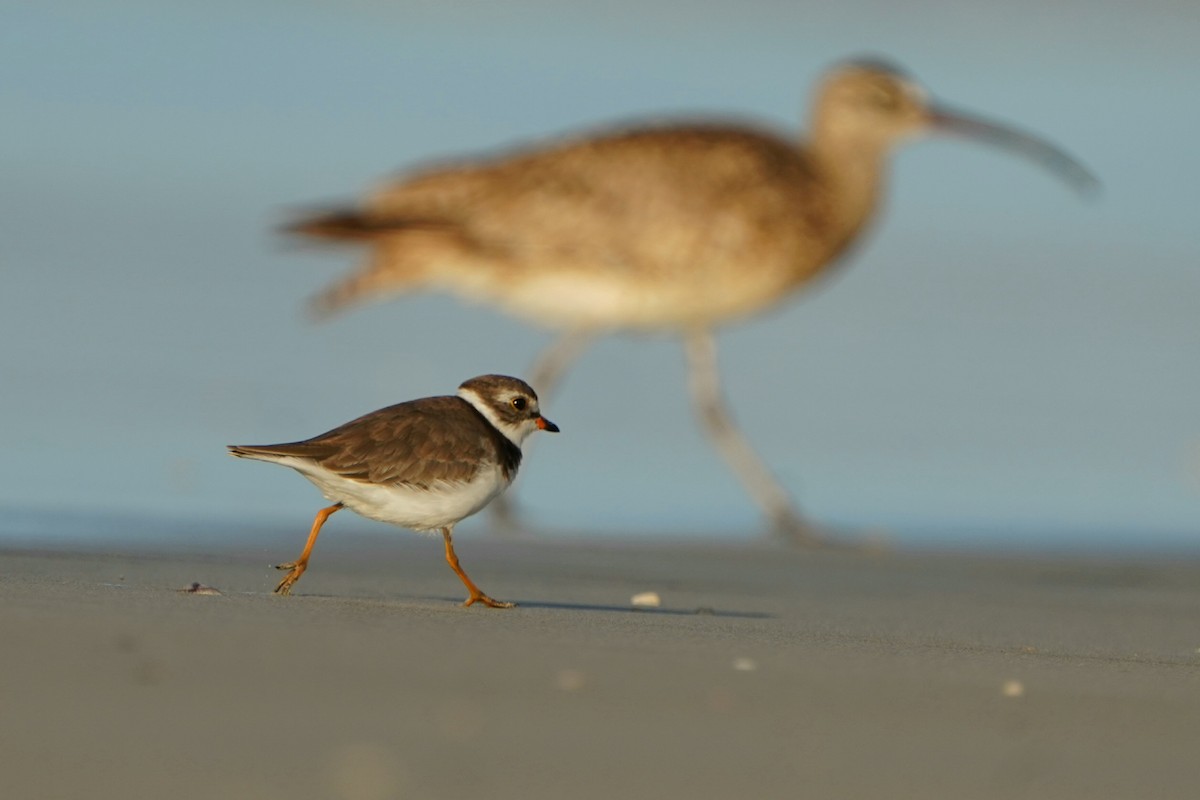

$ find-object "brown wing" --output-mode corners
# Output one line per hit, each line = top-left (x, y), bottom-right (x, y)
(380, 125), (822, 265)
(236, 396), (517, 488)
(286, 123), (834, 319)
(296, 124), (824, 273)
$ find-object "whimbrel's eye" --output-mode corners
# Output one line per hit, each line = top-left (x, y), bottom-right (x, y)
(866, 84), (899, 110)
(511, 397), (528, 411)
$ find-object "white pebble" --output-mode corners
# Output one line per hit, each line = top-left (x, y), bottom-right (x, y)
(630, 591), (661, 608)
(732, 657), (758, 672)
(1002, 679), (1025, 698)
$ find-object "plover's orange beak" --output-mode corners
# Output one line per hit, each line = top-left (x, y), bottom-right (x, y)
(536, 416), (560, 433)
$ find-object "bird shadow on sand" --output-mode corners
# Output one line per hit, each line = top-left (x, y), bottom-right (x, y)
(237, 590), (771, 619)
(438, 597), (774, 619)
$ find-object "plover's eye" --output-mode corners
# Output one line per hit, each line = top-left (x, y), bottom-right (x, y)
(511, 396), (527, 411)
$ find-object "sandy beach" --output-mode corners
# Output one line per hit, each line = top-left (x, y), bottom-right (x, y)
(3, 533), (1198, 800)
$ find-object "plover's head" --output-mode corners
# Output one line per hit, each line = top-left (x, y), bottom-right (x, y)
(457, 374), (560, 446)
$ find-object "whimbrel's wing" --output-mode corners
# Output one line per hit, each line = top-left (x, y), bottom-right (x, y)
(372, 125), (823, 268)
(289, 124), (828, 318)
(295, 126), (823, 258)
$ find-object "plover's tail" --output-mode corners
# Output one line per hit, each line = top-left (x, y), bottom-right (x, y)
(227, 443), (315, 463)
(227, 444), (274, 462)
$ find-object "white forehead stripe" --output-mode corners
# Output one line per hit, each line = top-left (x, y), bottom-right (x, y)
(458, 387), (527, 447)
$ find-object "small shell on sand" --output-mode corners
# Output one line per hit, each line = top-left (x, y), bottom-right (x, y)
(1002, 679), (1025, 698)
(630, 591), (661, 608)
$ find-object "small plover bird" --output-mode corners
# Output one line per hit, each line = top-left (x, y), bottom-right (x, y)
(284, 58), (1095, 544)
(228, 374), (558, 607)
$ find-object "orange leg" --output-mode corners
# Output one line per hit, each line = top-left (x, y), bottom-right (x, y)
(441, 526), (514, 608)
(274, 503), (343, 595)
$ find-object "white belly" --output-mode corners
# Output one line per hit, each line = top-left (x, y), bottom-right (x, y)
(433, 261), (794, 330)
(276, 456), (510, 532)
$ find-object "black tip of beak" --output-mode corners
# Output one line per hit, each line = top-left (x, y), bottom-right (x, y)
(928, 104), (1101, 198)
(537, 416), (560, 433)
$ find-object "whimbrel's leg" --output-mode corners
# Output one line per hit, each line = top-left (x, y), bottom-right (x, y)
(682, 329), (820, 546)
(442, 526), (514, 608)
(490, 328), (596, 534)
(274, 502), (343, 594)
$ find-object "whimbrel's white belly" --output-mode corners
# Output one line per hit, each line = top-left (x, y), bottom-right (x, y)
(445, 268), (793, 330)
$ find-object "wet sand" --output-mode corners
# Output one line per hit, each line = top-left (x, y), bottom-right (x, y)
(2, 534), (1198, 799)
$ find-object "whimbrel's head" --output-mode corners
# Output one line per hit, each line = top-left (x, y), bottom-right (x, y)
(811, 58), (1098, 195)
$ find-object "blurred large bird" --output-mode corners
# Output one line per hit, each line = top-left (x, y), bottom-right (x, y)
(285, 58), (1096, 545)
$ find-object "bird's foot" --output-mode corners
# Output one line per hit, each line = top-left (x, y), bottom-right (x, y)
(273, 561), (306, 595)
(463, 591), (516, 609)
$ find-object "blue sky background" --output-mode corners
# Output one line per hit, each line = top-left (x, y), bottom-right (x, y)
(3, 1), (1198, 549)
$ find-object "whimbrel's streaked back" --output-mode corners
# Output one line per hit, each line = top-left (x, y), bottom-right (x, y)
(285, 58), (1096, 544)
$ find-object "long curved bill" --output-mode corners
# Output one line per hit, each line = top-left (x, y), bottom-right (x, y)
(929, 104), (1100, 197)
